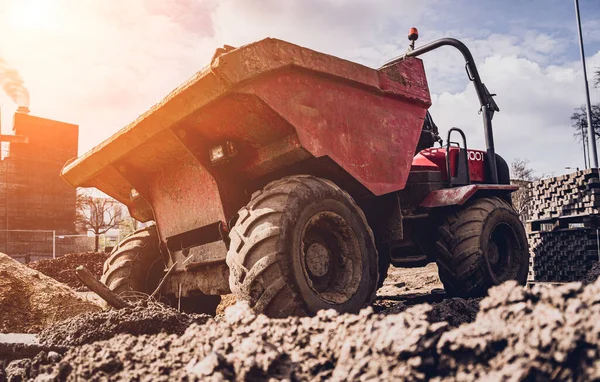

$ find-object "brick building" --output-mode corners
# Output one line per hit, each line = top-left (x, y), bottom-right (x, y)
(0, 109), (79, 257)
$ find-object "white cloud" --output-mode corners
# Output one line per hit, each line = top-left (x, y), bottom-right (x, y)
(429, 51), (600, 176)
(209, 0), (435, 67)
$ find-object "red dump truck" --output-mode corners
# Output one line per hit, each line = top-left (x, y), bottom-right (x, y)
(61, 31), (529, 317)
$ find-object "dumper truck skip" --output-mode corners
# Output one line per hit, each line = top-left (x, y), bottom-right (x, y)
(61, 30), (529, 317)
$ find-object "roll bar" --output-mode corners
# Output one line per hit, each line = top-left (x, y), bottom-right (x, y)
(383, 37), (500, 184)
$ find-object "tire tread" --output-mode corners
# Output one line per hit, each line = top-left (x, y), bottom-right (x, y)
(227, 175), (379, 317)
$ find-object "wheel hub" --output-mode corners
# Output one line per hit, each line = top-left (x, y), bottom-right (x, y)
(300, 211), (362, 305)
(305, 243), (330, 277)
(487, 222), (520, 283)
(488, 242), (500, 265)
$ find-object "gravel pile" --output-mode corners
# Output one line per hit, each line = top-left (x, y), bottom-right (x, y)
(3, 278), (596, 381)
(29, 252), (109, 291)
(38, 300), (211, 347)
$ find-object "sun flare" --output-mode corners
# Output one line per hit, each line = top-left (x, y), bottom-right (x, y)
(8, 0), (58, 30)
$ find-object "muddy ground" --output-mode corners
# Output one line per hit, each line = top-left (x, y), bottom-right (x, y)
(4, 278), (600, 381)
(3, 261), (600, 381)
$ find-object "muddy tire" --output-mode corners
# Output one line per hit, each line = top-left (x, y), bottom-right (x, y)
(227, 175), (379, 318)
(101, 225), (221, 314)
(435, 196), (529, 296)
(101, 225), (166, 299)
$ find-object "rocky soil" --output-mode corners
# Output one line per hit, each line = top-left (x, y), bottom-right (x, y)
(28, 252), (109, 291)
(3, 262), (600, 381)
(1, 277), (599, 380)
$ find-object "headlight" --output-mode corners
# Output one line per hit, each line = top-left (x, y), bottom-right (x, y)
(210, 145), (225, 163)
(210, 141), (237, 165)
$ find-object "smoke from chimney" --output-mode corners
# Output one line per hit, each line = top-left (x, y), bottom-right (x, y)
(0, 57), (30, 109)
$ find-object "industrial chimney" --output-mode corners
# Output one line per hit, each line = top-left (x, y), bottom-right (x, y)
(16, 106), (30, 114)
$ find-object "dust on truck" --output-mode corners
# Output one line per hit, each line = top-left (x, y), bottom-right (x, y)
(61, 30), (529, 317)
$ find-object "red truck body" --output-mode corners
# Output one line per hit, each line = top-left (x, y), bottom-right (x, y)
(61, 38), (432, 246)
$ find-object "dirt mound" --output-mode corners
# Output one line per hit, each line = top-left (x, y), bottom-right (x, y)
(436, 280), (600, 380)
(428, 297), (481, 327)
(584, 261), (600, 284)
(22, 279), (600, 380)
(0, 253), (100, 333)
(35, 303), (445, 380)
(38, 300), (211, 347)
(28, 252), (109, 291)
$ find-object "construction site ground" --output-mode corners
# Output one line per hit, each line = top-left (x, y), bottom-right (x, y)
(2, 252), (600, 380)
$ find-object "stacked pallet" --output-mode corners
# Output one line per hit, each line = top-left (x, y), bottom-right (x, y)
(527, 169), (600, 282)
(527, 169), (600, 221)
(528, 228), (599, 282)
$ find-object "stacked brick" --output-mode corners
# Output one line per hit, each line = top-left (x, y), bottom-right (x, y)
(527, 169), (600, 221)
(527, 169), (600, 282)
(528, 228), (599, 282)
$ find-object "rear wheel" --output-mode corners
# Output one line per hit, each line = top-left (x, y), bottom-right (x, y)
(101, 225), (165, 299)
(435, 196), (529, 296)
(101, 225), (220, 314)
(227, 175), (379, 317)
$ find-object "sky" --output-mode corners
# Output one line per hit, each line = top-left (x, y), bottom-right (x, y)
(0, 0), (599, 177)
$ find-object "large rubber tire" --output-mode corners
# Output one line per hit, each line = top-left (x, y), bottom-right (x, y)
(435, 196), (529, 296)
(226, 175), (379, 318)
(101, 226), (222, 314)
(101, 225), (165, 298)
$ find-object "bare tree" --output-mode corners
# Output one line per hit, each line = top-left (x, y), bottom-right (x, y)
(510, 158), (543, 222)
(76, 190), (123, 252)
(511, 158), (536, 182)
(571, 104), (600, 144)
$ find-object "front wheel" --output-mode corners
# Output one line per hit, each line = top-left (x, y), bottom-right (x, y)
(226, 175), (379, 318)
(101, 225), (165, 299)
(435, 196), (529, 296)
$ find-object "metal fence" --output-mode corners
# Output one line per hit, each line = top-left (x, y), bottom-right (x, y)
(1, 142), (9, 160)
(0, 230), (112, 263)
